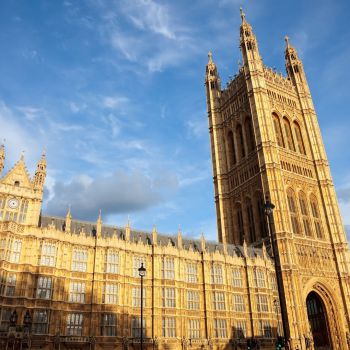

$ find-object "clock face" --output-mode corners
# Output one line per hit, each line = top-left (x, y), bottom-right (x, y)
(8, 198), (19, 209)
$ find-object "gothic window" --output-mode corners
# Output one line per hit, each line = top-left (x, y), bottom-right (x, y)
(104, 251), (119, 273)
(71, 249), (88, 272)
(162, 317), (176, 337)
(9, 239), (22, 263)
(214, 319), (227, 338)
(259, 320), (272, 338)
(133, 256), (146, 277)
(66, 313), (83, 336)
(101, 313), (116, 336)
(233, 294), (245, 312)
(0, 272), (16, 296)
(69, 281), (86, 303)
(0, 197), (5, 219)
(162, 257), (175, 279)
(310, 195), (323, 238)
(226, 130), (237, 168)
(188, 319), (200, 339)
(132, 287), (146, 307)
(245, 198), (256, 242)
(254, 269), (266, 288)
(162, 287), (176, 308)
(186, 263), (198, 283)
(256, 194), (267, 238)
(272, 114), (284, 147)
(211, 264), (223, 284)
(232, 269), (243, 288)
(32, 310), (49, 334)
(36, 276), (52, 299)
(287, 189), (300, 234)
(234, 320), (247, 339)
(187, 290), (200, 310)
(236, 124), (246, 159)
(299, 192), (312, 236)
(18, 199), (28, 223)
(41, 242), (57, 267)
(244, 118), (255, 153)
(293, 121), (306, 155)
(236, 203), (245, 244)
(213, 291), (225, 310)
(283, 118), (295, 151)
(256, 294), (269, 312)
(132, 317), (145, 338)
(103, 283), (118, 304)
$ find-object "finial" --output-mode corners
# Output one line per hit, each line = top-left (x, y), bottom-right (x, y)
(1, 138), (5, 148)
(284, 35), (290, 49)
(20, 150), (25, 161)
(208, 51), (213, 64)
(98, 209), (102, 221)
(240, 7), (246, 22)
(42, 147), (46, 158)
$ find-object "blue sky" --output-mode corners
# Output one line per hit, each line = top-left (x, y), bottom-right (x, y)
(0, 0), (349, 241)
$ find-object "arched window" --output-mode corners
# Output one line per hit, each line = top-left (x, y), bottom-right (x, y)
(18, 200), (29, 223)
(299, 192), (311, 236)
(293, 121), (306, 155)
(287, 189), (300, 234)
(0, 197), (5, 220)
(235, 203), (245, 244)
(283, 118), (295, 151)
(255, 193), (267, 238)
(272, 114), (284, 147)
(236, 124), (246, 159)
(245, 198), (256, 242)
(244, 118), (255, 153)
(310, 195), (323, 238)
(226, 131), (236, 168)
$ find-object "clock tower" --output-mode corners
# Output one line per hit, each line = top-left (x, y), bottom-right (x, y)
(0, 147), (46, 227)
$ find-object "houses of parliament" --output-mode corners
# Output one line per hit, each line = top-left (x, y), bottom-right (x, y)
(0, 9), (349, 350)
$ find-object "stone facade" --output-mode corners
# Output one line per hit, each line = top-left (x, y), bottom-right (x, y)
(205, 8), (350, 350)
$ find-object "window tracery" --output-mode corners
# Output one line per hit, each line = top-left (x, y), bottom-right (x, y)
(287, 189), (300, 234)
(283, 118), (295, 151)
(272, 114), (284, 147)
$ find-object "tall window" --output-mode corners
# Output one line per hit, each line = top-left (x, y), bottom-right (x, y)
(236, 124), (246, 159)
(0, 308), (12, 331)
(186, 263), (198, 283)
(188, 319), (200, 339)
(131, 317), (145, 338)
(233, 294), (245, 312)
(310, 196), (323, 238)
(287, 189), (300, 234)
(41, 242), (57, 267)
(256, 194), (268, 238)
(101, 313), (116, 336)
(283, 118), (295, 151)
(227, 131), (237, 168)
(270, 274), (277, 290)
(0, 197), (5, 219)
(246, 198), (256, 242)
(71, 249), (88, 272)
(32, 310), (49, 334)
(105, 251), (118, 273)
(162, 317), (176, 337)
(299, 192), (312, 236)
(103, 283), (118, 305)
(133, 256), (146, 277)
(236, 203), (245, 244)
(132, 287), (146, 307)
(214, 319), (227, 338)
(0, 238), (6, 259)
(232, 269), (243, 288)
(162, 287), (176, 308)
(187, 290), (200, 310)
(162, 257), (175, 279)
(211, 265), (223, 284)
(213, 291), (225, 310)
(256, 295), (269, 312)
(9, 239), (22, 263)
(293, 121), (306, 154)
(69, 282), (86, 303)
(254, 269), (266, 288)
(259, 320), (272, 338)
(234, 320), (247, 339)
(18, 199), (29, 223)
(0, 272), (16, 296)
(36, 276), (52, 299)
(245, 118), (255, 153)
(273, 114), (284, 147)
(66, 313), (83, 336)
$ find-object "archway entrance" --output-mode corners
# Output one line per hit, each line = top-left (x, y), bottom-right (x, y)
(306, 292), (331, 349)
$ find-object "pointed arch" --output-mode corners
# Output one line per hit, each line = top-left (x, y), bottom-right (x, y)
(283, 117), (295, 151)
(245, 197), (256, 242)
(226, 130), (237, 169)
(235, 202), (245, 244)
(255, 192), (267, 239)
(293, 121), (306, 155)
(310, 195), (323, 238)
(244, 118), (255, 153)
(236, 124), (246, 160)
(272, 113), (284, 147)
(287, 188), (300, 234)
(298, 191), (312, 236)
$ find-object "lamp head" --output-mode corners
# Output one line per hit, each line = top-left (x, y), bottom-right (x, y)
(138, 262), (146, 277)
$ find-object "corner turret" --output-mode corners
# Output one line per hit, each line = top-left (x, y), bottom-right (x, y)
(33, 151), (47, 191)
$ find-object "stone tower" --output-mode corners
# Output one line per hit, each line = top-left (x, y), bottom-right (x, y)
(205, 9), (350, 349)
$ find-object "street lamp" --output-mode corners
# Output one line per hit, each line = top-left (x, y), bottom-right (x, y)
(138, 263), (146, 350)
(263, 198), (288, 344)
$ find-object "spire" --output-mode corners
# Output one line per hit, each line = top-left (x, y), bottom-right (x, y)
(200, 233), (206, 252)
(65, 206), (72, 233)
(240, 7), (246, 23)
(152, 225), (157, 245)
(125, 217), (131, 241)
(33, 150), (47, 190)
(284, 36), (306, 86)
(284, 35), (290, 49)
(205, 51), (221, 93)
(0, 141), (5, 176)
(177, 227), (183, 249)
(96, 209), (102, 238)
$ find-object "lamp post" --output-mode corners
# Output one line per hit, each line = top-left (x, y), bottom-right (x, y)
(138, 263), (146, 350)
(264, 198), (289, 344)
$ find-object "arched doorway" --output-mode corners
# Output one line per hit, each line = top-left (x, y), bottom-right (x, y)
(306, 292), (331, 349)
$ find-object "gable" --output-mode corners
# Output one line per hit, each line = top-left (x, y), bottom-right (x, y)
(0, 158), (32, 189)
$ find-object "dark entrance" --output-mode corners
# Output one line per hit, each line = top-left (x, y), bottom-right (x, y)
(306, 292), (331, 349)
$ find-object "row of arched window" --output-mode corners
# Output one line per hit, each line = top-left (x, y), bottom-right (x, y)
(226, 118), (255, 169)
(232, 193), (267, 245)
(286, 189), (323, 238)
(272, 113), (306, 155)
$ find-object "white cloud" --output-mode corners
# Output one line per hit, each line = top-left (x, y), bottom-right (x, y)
(102, 96), (129, 109)
(16, 106), (46, 121)
(186, 116), (208, 138)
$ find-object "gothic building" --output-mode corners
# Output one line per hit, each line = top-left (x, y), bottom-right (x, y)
(0, 9), (349, 350)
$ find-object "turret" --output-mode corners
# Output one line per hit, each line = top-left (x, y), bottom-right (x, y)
(33, 152), (47, 191)
(239, 7), (263, 71)
(65, 206), (72, 233)
(96, 210), (102, 238)
(0, 143), (4, 176)
(205, 51), (221, 106)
